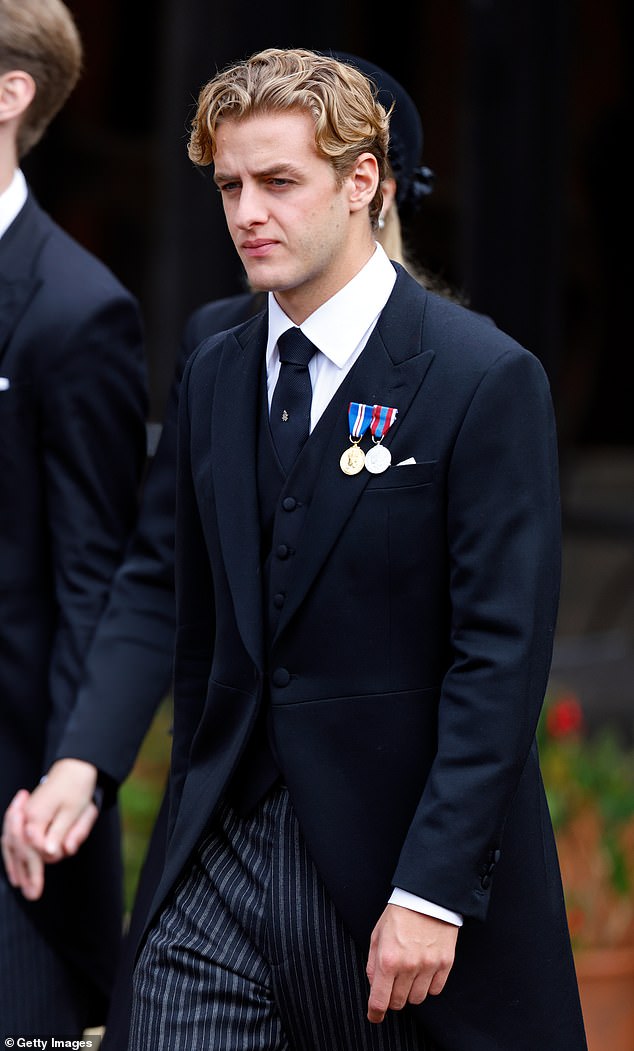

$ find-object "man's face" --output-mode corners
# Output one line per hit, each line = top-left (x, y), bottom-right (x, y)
(213, 109), (363, 320)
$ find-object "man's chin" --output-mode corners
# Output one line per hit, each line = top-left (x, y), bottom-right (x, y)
(246, 273), (292, 294)
(242, 259), (296, 295)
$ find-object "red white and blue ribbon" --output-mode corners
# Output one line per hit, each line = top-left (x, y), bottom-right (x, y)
(370, 404), (398, 441)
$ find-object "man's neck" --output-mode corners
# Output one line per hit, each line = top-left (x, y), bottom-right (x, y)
(0, 136), (18, 195)
(273, 239), (376, 326)
(0, 167), (28, 241)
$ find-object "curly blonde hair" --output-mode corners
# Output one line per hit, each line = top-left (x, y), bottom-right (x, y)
(188, 48), (391, 227)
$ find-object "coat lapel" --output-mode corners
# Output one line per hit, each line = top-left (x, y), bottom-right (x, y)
(0, 194), (43, 364)
(205, 269), (436, 658)
(210, 311), (267, 670)
(274, 268), (435, 640)
(0, 279), (38, 363)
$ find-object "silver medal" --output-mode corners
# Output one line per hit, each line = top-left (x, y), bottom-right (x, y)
(364, 443), (391, 474)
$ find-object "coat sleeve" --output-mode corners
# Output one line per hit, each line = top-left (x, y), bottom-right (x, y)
(41, 290), (148, 768)
(53, 298), (258, 787)
(53, 350), (184, 785)
(391, 346), (561, 920)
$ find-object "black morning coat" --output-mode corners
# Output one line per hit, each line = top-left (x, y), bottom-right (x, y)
(162, 267), (588, 1048)
(0, 190), (147, 1020)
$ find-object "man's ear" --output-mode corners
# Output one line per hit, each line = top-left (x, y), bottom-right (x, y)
(347, 152), (380, 214)
(0, 70), (36, 125)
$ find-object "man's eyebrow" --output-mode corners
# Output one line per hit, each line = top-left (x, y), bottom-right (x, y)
(213, 163), (304, 185)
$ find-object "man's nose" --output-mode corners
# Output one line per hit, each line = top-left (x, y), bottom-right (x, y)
(235, 184), (267, 227)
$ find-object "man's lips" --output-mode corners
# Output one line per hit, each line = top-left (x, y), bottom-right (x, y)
(241, 239), (278, 257)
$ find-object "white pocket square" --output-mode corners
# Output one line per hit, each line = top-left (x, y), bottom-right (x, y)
(0, 378), (10, 392)
(396, 457), (416, 466)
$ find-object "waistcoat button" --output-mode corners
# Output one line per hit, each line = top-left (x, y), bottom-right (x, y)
(272, 667), (291, 687)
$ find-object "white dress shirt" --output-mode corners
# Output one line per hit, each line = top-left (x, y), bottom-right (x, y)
(0, 170), (29, 392)
(266, 243), (463, 928)
(0, 168), (28, 241)
(266, 242), (395, 428)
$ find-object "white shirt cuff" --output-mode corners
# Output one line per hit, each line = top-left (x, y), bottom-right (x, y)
(389, 887), (463, 927)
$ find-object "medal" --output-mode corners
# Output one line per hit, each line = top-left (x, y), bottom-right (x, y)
(365, 443), (392, 474)
(365, 404), (398, 475)
(340, 402), (373, 476)
(340, 443), (365, 475)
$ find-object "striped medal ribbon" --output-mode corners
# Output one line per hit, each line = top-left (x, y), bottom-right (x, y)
(340, 401), (373, 475)
(365, 404), (398, 474)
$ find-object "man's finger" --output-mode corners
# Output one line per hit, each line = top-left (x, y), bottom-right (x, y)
(62, 802), (99, 855)
(2, 806), (46, 899)
(367, 970), (395, 1024)
(1, 790), (30, 885)
(24, 796), (65, 855)
(387, 972), (418, 1012)
(27, 805), (76, 860)
(408, 970), (434, 1005)
(16, 845), (45, 900)
(428, 964), (451, 997)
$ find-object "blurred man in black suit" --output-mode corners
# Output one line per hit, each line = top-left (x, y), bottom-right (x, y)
(0, 0), (147, 1033)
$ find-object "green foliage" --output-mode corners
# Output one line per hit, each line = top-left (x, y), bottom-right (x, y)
(540, 696), (634, 841)
(539, 692), (634, 947)
(119, 698), (172, 913)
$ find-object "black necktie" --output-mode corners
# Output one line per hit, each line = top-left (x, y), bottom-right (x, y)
(270, 327), (317, 473)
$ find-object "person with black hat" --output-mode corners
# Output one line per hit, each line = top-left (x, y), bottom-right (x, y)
(335, 52), (435, 279)
(1, 49), (451, 1048)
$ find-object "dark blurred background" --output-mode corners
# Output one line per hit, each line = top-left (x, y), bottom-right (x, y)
(23, 0), (633, 732)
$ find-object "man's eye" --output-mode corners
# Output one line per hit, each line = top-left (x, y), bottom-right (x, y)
(219, 181), (240, 193)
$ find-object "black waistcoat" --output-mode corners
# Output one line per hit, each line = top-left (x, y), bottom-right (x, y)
(228, 360), (357, 813)
(227, 373), (290, 813)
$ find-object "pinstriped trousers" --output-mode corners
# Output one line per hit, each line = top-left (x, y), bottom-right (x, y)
(129, 784), (427, 1050)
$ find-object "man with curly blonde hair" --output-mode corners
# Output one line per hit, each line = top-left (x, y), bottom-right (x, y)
(130, 47), (586, 1051)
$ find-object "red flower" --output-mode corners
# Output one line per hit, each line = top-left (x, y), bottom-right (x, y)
(566, 904), (586, 939)
(546, 695), (584, 739)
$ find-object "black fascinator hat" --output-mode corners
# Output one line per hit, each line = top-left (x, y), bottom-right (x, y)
(331, 51), (435, 217)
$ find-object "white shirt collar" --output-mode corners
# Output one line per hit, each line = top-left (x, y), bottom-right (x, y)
(0, 169), (28, 241)
(267, 243), (396, 370)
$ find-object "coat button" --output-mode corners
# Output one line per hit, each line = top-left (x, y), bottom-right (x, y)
(276, 544), (290, 560)
(282, 497), (297, 511)
(272, 667), (291, 687)
(480, 873), (491, 890)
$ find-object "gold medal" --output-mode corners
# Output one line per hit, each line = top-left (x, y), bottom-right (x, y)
(340, 442), (366, 475)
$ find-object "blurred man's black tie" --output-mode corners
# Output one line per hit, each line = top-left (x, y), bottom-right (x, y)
(270, 327), (317, 473)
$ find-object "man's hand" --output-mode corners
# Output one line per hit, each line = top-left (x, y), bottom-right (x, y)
(366, 904), (458, 1023)
(1, 789), (46, 900)
(1, 760), (100, 900)
(23, 758), (100, 861)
